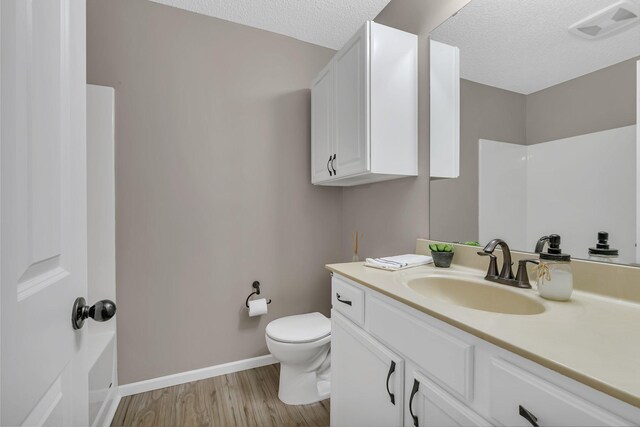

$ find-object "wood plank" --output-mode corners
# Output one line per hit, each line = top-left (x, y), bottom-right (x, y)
(112, 364), (330, 427)
(174, 380), (212, 427)
(111, 395), (131, 427)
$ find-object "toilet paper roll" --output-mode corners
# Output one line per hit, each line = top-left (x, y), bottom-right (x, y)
(248, 298), (268, 317)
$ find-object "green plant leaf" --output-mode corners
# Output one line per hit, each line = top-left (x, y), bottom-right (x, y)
(430, 242), (454, 252)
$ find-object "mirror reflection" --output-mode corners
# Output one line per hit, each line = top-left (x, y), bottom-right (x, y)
(429, 0), (640, 265)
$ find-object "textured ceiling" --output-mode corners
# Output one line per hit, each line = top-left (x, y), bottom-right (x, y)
(432, 0), (640, 94)
(147, 0), (392, 50)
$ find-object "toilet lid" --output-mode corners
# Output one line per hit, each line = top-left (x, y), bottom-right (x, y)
(266, 312), (330, 343)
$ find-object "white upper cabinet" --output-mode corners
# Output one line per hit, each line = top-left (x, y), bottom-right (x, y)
(430, 40), (460, 179)
(311, 63), (335, 183)
(311, 21), (418, 186)
(335, 25), (369, 178)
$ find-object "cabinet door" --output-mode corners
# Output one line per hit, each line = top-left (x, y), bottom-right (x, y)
(311, 63), (335, 183)
(331, 311), (404, 427)
(489, 358), (632, 427)
(407, 372), (489, 427)
(334, 23), (369, 178)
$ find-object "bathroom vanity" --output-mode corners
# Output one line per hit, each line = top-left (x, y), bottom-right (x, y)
(327, 245), (640, 427)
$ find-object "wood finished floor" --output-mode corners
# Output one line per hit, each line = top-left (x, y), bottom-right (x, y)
(111, 364), (330, 427)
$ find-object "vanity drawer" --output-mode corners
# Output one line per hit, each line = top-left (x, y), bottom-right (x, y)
(331, 276), (365, 326)
(489, 358), (632, 427)
(367, 295), (474, 401)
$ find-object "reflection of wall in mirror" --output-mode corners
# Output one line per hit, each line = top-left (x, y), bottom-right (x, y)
(431, 56), (639, 263)
(479, 125), (637, 264)
(478, 140), (527, 249)
(525, 56), (638, 146)
(429, 79), (526, 244)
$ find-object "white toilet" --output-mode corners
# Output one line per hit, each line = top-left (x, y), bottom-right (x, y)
(265, 312), (331, 405)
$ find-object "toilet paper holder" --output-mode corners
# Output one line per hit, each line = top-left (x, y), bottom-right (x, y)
(245, 281), (272, 308)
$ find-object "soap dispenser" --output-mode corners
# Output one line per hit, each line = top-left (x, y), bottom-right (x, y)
(534, 234), (573, 301)
(588, 231), (619, 263)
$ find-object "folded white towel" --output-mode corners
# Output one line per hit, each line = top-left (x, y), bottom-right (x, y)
(364, 254), (433, 271)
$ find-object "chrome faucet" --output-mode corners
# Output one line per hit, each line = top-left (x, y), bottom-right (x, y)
(477, 239), (535, 289)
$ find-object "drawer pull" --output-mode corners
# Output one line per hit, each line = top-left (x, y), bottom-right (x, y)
(409, 379), (420, 427)
(385, 361), (396, 405)
(519, 405), (539, 427)
(327, 156), (333, 176)
(336, 293), (352, 306)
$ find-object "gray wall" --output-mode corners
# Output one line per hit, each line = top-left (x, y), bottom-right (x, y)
(430, 80), (527, 243)
(88, 0), (478, 384)
(526, 56), (638, 145)
(87, 0), (342, 384)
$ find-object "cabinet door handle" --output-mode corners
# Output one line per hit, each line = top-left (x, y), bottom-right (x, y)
(409, 379), (420, 427)
(519, 405), (539, 427)
(331, 154), (337, 175)
(327, 156), (333, 176)
(385, 361), (396, 405)
(335, 293), (352, 306)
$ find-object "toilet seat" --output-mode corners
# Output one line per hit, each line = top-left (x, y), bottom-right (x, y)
(266, 312), (330, 343)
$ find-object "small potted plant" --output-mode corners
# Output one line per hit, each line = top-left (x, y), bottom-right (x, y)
(429, 243), (455, 268)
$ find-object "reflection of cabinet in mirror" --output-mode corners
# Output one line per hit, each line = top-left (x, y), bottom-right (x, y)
(430, 40), (460, 179)
(311, 21), (418, 187)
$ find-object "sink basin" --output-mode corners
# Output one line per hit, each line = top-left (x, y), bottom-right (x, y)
(406, 276), (545, 315)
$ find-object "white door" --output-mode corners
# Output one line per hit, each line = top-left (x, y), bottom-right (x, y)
(331, 311), (404, 427)
(311, 63), (335, 184)
(334, 23), (369, 178)
(1, 0), (89, 426)
(407, 372), (489, 427)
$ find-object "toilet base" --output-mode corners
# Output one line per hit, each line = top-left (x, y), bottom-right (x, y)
(278, 363), (330, 405)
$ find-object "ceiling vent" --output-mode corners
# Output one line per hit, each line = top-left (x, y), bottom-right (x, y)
(569, 0), (639, 39)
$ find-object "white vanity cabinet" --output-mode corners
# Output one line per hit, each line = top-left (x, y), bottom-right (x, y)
(407, 370), (490, 427)
(330, 273), (640, 427)
(331, 313), (404, 427)
(311, 21), (418, 186)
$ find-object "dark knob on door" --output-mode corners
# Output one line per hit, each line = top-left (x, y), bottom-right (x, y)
(72, 297), (117, 330)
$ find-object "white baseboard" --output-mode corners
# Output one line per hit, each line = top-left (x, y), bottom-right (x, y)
(117, 354), (278, 397)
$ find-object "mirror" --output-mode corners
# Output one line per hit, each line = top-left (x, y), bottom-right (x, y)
(429, 0), (640, 265)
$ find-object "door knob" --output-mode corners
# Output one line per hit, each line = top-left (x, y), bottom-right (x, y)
(72, 297), (117, 330)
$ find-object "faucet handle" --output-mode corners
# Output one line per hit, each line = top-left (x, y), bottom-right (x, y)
(515, 259), (539, 289)
(477, 251), (499, 278)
